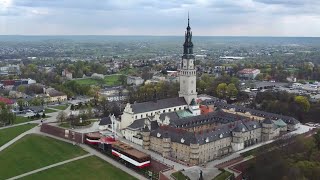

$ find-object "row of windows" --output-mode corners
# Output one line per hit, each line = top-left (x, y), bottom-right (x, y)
(181, 70), (196, 76)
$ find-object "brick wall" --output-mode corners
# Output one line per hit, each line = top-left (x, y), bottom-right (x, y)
(40, 123), (84, 143)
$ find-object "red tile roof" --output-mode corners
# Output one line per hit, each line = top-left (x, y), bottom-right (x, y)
(0, 97), (14, 105)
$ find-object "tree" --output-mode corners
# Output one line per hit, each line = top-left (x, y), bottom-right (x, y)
(0, 106), (15, 125)
(87, 106), (93, 119)
(17, 85), (26, 93)
(17, 99), (25, 111)
(314, 130), (320, 150)
(216, 83), (228, 98)
(226, 83), (238, 98)
(56, 111), (67, 123)
(294, 96), (310, 112)
(99, 97), (110, 117)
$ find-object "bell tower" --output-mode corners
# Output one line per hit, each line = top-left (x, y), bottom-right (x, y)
(179, 13), (197, 105)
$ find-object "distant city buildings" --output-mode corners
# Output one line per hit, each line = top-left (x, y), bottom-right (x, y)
(61, 69), (73, 80)
(127, 76), (144, 86)
(238, 68), (260, 80)
(0, 64), (21, 76)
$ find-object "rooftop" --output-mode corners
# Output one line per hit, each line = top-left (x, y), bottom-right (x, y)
(131, 97), (187, 114)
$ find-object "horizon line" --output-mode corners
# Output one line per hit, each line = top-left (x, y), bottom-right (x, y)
(0, 34), (319, 38)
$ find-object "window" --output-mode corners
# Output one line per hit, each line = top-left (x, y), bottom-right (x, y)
(163, 110), (165, 113)
(141, 115), (143, 118)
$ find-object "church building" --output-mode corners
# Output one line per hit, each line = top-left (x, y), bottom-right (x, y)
(120, 15), (200, 144)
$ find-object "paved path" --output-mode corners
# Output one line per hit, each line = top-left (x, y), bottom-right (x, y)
(35, 131), (147, 180)
(7, 154), (93, 180)
(0, 125), (39, 151)
(0, 105), (65, 131)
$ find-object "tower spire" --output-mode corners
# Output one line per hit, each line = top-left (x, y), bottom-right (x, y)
(188, 11), (190, 28)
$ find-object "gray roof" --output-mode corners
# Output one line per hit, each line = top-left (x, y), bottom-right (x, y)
(159, 112), (179, 121)
(243, 120), (261, 130)
(150, 121), (159, 130)
(263, 118), (273, 124)
(127, 118), (146, 130)
(202, 99), (300, 125)
(151, 118), (263, 146)
(233, 122), (248, 132)
(131, 97), (187, 114)
(170, 110), (245, 129)
(99, 117), (111, 125)
(150, 126), (197, 145)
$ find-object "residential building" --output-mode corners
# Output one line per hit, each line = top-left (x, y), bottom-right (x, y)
(127, 76), (144, 86)
(238, 69), (260, 80)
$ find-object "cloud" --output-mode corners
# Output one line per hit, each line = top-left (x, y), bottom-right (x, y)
(0, 0), (319, 36)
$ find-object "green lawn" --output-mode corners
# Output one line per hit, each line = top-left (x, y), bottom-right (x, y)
(14, 116), (31, 124)
(119, 68), (138, 75)
(73, 74), (121, 86)
(0, 124), (36, 147)
(73, 78), (99, 85)
(59, 122), (71, 128)
(21, 156), (137, 180)
(104, 74), (121, 86)
(50, 105), (69, 110)
(0, 134), (87, 179)
(172, 171), (190, 180)
(213, 170), (233, 180)
(44, 108), (57, 113)
(14, 116), (50, 124)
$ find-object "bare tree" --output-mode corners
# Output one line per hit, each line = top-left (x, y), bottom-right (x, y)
(56, 111), (67, 123)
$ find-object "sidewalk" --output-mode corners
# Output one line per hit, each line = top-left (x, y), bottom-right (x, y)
(0, 126), (39, 151)
(7, 154), (93, 180)
(36, 131), (147, 180)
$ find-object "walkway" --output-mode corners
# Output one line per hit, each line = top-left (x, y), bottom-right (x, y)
(7, 154), (93, 180)
(35, 131), (147, 180)
(0, 125), (39, 152)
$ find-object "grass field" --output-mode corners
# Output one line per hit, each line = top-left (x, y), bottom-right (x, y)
(171, 171), (190, 180)
(73, 74), (121, 86)
(14, 116), (50, 124)
(0, 124), (36, 147)
(50, 105), (69, 110)
(59, 122), (71, 128)
(21, 156), (137, 180)
(14, 116), (31, 124)
(213, 170), (233, 180)
(119, 68), (138, 75)
(44, 108), (57, 113)
(0, 134), (87, 179)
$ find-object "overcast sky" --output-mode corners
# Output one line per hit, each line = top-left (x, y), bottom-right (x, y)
(0, 0), (320, 36)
